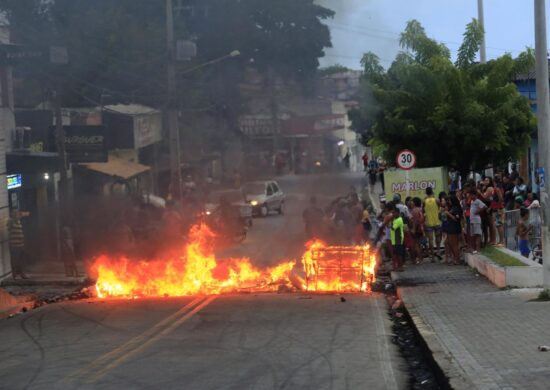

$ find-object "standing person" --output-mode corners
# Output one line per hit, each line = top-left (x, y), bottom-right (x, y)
(393, 193), (411, 220)
(275, 153), (285, 175)
(379, 160), (386, 192)
(423, 187), (441, 261)
(449, 169), (461, 192)
(410, 197), (425, 264)
(362, 152), (369, 172)
(390, 203), (405, 272)
(8, 210), (29, 279)
(163, 201), (183, 247)
(61, 225), (79, 277)
(509, 163), (519, 181)
(343, 150), (351, 170)
(232, 169), (241, 189)
(439, 192), (451, 263)
(444, 195), (463, 265)
(368, 159), (379, 190)
(502, 175), (515, 210)
(493, 175), (506, 246)
(377, 202), (394, 263)
(302, 196), (325, 240)
(482, 177), (497, 245)
(512, 177), (527, 199)
(393, 193), (412, 260)
(361, 201), (372, 242)
(516, 208), (532, 258)
(469, 189), (487, 254)
(461, 185), (473, 252)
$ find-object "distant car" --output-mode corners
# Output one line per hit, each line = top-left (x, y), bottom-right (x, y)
(205, 189), (253, 226)
(243, 181), (285, 217)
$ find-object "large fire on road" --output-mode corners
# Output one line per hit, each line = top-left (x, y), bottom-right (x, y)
(91, 224), (376, 299)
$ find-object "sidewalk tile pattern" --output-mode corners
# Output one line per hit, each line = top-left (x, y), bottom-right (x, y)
(396, 264), (550, 390)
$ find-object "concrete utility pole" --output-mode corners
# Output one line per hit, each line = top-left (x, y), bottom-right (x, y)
(166, 0), (182, 199)
(53, 88), (68, 201)
(534, 0), (550, 288)
(478, 0), (487, 63)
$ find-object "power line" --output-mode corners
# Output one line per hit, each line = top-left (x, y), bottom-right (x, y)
(325, 20), (526, 54)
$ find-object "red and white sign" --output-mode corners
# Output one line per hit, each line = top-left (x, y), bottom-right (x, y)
(396, 149), (416, 170)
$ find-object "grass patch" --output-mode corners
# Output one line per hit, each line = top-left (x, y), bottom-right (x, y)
(481, 246), (527, 267)
(529, 289), (550, 302)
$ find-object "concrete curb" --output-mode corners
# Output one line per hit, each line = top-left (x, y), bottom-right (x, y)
(392, 272), (476, 390)
(1, 276), (88, 287)
(465, 252), (542, 288)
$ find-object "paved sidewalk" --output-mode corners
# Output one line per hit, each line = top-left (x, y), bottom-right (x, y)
(1, 260), (88, 287)
(393, 263), (550, 390)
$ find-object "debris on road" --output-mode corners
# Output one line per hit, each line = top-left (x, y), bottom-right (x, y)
(538, 345), (550, 352)
(92, 225), (378, 299)
(392, 299), (403, 310)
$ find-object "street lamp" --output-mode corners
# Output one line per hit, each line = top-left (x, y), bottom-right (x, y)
(179, 49), (241, 76)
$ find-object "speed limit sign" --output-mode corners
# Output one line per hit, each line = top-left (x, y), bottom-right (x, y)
(396, 149), (417, 170)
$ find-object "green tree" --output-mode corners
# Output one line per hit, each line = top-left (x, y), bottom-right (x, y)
(351, 19), (535, 173)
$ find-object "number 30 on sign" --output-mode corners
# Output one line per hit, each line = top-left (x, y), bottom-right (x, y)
(396, 149), (417, 170)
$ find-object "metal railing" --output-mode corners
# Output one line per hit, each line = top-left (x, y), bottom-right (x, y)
(504, 208), (542, 252)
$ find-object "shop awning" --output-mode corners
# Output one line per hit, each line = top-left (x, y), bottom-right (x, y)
(7, 151), (59, 174)
(81, 156), (150, 180)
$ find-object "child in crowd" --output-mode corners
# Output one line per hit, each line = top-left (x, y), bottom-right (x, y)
(517, 208), (532, 258)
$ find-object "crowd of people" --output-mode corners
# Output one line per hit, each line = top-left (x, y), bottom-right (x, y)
(302, 164), (542, 276)
(373, 170), (542, 272)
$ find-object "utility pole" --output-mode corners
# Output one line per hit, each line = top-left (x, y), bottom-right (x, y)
(268, 67), (281, 174)
(166, 0), (182, 199)
(478, 0), (487, 63)
(53, 87), (68, 201)
(534, 0), (550, 288)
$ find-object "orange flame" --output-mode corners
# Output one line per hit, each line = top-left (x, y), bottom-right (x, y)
(91, 225), (376, 299)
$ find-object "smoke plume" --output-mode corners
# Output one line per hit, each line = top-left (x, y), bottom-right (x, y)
(317, 0), (401, 69)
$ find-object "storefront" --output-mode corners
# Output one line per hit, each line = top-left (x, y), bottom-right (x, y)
(6, 151), (60, 264)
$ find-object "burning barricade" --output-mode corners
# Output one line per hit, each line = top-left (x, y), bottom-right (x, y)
(302, 240), (377, 293)
(91, 224), (377, 299)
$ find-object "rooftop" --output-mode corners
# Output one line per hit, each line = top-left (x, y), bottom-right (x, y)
(103, 104), (160, 116)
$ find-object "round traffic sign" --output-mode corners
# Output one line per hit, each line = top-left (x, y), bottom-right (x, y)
(396, 149), (417, 170)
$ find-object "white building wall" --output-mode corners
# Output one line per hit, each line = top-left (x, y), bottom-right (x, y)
(330, 101), (363, 172)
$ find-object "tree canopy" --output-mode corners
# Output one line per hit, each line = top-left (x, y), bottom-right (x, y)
(351, 19), (535, 173)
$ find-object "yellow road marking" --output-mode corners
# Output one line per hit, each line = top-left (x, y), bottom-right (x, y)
(87, 295), (217, 383)
(66, 296), (205, 383)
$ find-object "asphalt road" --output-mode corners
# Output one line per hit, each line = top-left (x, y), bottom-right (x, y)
(0, 173), (408, 390)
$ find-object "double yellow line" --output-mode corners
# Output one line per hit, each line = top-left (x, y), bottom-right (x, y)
(66, 295), (216, 384)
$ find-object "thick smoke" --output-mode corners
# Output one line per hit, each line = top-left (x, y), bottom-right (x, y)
(317, 0), (401, 69)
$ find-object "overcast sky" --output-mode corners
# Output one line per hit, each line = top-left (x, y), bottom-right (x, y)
(317, 0), (544, 69)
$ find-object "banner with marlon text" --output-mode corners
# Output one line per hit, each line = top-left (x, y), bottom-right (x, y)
(384, 167), (448, 200)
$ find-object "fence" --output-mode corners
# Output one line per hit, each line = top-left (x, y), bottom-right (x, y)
(503, 208), (542, 252)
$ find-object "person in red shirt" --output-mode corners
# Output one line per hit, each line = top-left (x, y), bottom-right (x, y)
(362, 152), (369, 172)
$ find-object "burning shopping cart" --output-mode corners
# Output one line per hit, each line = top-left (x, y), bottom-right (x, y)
(302, 242), (377, 293)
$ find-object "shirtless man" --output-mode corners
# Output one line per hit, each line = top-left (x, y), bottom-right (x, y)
(517, 208), (532, 258)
